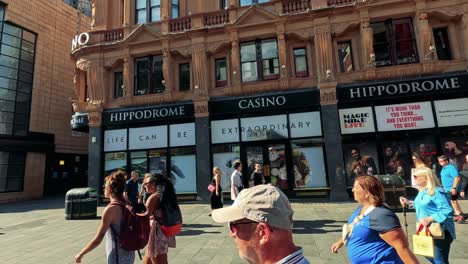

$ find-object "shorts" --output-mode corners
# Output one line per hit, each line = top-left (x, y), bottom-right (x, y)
(450, 193), (459, 201)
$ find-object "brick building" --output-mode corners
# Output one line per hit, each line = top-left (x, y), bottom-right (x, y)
(72, 0), (468, 201)
(0, 0), (91, 202)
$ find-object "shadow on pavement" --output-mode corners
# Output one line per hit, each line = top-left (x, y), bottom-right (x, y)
(292, 220), (346, 234)
(177, 223), (223, 236)
(0, 195), (66, 213)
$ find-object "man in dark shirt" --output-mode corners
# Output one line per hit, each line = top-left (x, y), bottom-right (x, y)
(250, 163), (264, 187)
(124, 171), (139, 206)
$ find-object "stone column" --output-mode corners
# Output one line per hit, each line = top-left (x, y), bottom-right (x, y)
(192, 45), (209, 97)
(86, 106), (103, 203)
(277, 24), (288, 79)
(462, 4), (468, 63)
(194, 100), (211, 201)
(122, 56), (130, 97)
(162, 46), (173, 93)
(86, 62), (107, 103)
(319, 83), (349, 201)
(313, 21), (334, 82)
(418, 11), (432, 61)
(123, 0), (131, 28)
(230, 31), (241, 87)
(360, 10), (374, 68)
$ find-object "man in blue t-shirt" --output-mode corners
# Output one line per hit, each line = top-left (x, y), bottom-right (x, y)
(124, 171), (139, 206)
(438, 155), (465, 223)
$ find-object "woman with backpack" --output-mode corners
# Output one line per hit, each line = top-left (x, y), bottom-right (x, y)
(75, 170), (135, 264)
(142, 173), (177, 264)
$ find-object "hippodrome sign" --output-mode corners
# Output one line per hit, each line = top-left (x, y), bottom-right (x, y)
(71, 32), (90, 50)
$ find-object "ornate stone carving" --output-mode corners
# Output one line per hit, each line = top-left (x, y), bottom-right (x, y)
(194, 101), (209, 117)
(419, 11), (428, 20)
(320, 89), (337, 105)
(313, 24), (331, 35)
(332, 21), (360, 36)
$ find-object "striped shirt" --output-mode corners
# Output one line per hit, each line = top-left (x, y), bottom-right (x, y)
(276, 248), (310, 264)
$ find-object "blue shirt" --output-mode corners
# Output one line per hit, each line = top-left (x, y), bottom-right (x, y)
(440, 164), (461, 192)
(347, 206), (403, 264)
(414, 187), (455, 239)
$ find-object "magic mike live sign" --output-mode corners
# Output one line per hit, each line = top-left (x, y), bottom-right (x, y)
(338, 73), (468, 101)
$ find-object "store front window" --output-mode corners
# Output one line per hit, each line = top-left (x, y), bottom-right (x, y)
(212, 144), (240, 191)
(104, 152), (127, 176)
(343, 140), (380, 185)
(291, 139), (327, 189)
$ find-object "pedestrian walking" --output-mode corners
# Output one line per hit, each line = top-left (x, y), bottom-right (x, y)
(230, 161), (243, 201)
(438, 155), (465, 223)
(330, 175), (418, 264)
(212, 184), (310, 264)
(400, 167), (455, 264)
(124, 171), (140, 207)
(141, 173), (177, 264)
(249, 163), (264, 187)
(75, 171), (135, 264)
(210, 167), (223, 215)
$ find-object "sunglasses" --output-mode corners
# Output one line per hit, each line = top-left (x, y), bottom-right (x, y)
(413, 175), (425, 179)
(228, 221), (258, 233)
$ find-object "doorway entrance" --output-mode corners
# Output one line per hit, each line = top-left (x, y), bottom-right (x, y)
(241, 142), (292, 194)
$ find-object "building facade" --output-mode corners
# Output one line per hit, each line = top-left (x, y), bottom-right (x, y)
(0, 0), (90, 202)
(71, 0), (468, 201)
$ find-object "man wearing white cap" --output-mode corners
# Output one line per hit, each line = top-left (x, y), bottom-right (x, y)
(212, 185), (310, 264)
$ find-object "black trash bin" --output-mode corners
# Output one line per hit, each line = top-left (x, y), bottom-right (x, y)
(65, 188), (98, 220)
(375, 174), (406, 211)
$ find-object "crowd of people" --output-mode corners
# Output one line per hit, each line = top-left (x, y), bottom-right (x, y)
(75, 171), (178, 264)
(73, 149), (466, 264)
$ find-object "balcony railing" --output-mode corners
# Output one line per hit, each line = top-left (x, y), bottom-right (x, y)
(169, 17), (192, 32)
(327, 0), (356, 6)
(204, 10), (229, 27)
(283, 0), (310, 14)
(90, 28), (124, 43)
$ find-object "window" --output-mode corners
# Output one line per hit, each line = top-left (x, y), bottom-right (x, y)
(0, 22), (36, 136)
(172, 0), (179, 18)
(134, 55), (164, 95)
(337, 41), (354, 73)
(0, 151), (26, 193)
(221, 0), (228, 9)
(240, 38), (279, 82)
(63, 0), (91, 16)
(215, 58), (227, 87)
(136, 0), (161, 24)
(240, 0), (269, 6)
(179, 63), (190, 91)
(293, 48), (308, 77)
(433, 27), (452, 60)
(371, 18), (418, 66)
(114, 72), (123, 98)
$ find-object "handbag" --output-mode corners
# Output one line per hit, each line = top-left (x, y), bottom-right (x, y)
(414, 223), (444, 239)
(208, 183), (216, 192)
(413, 224), (435, 257)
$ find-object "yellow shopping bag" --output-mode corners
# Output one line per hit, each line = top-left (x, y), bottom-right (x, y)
(412, 224), (435, 258)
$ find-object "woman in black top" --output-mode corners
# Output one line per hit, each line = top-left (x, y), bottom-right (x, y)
(210, 167), (223, 212)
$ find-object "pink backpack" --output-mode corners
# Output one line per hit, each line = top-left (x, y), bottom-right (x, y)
(109, 202), (150, 251)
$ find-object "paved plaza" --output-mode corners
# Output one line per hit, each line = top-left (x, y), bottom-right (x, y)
(0, 196), (467, 264)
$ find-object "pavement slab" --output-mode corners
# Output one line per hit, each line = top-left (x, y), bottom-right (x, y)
(0, 196), (467, 263)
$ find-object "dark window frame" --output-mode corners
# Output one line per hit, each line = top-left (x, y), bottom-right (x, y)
(371, 18), (419, 67)
(171, 0), (179, 18)
(134, 55), (164, 96)
(433, 27), (452, 61)
(240, 38), (279, 83)
(337, 40), (354, 73)
(0, 20), (36, 137)
(293, 47), (308, 77)
(135, 0), (161, 24)
(215, 58), (227, 87)
(220, 0), (228, 10)
(240, 0), (269, 6)
(114, 72), (123, 98)
(179, 63), (191, 91)
(0, 151), (26, 193)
